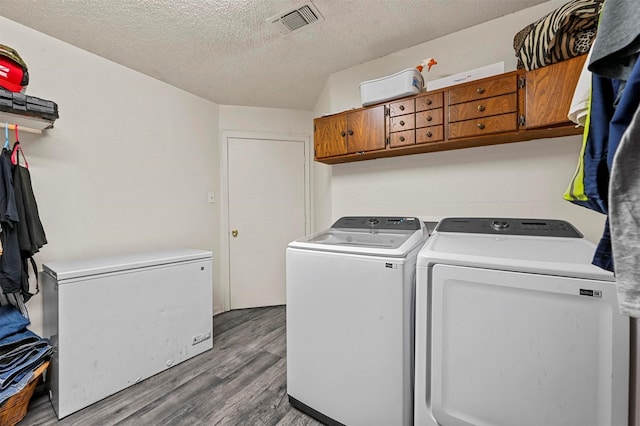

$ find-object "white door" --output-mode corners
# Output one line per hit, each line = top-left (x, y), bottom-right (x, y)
(227, 136), (307, 309)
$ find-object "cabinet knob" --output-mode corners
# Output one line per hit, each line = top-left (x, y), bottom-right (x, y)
(426, 131), (433, 137)
(477, 87), (485, 94)
(399, 120), (405, 126)
(348, 130), (354, 136)
(426, 116), (432, 122)
(426, 99), (432, 105)
(477, 123), (485, 130)
(477, 105), (485, 112)
(340, 131), (346, 137)
(399, 136), (405, 142)
(399, 105), (405, 111)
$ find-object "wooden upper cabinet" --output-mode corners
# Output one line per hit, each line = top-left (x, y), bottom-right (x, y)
(314, 114), (348, 159)
(313, 106), (386, 159)
(313, 56), (585, 164)
(346, 106), (386, 154)
(525, 54), (587, 129)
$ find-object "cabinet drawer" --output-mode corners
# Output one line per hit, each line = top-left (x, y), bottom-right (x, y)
(389, 99), (415, 116)
(448, 113), (517, 139)
(416, 93), (443, 111)
(416, 126), (444, 144)
(416, 109), (443, 128)
(390, 114), (415, 133)
(449, 75), (517, 105)
(389, 130), (415, 147)
(449, 93), (517, 122)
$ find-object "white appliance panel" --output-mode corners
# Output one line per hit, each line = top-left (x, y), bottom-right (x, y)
(417, 232), (614, 282)
(43, 250), (213, 419)
(286, 247), (414, 426)
(429, 263), (628, 426)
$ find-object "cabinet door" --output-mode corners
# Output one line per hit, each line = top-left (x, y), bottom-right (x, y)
(314, 115), (348, 159)
(347, 106), (386, 154)
(525, 54), (587, 129)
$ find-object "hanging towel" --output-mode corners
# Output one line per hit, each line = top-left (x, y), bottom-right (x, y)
(609, 103), (640, 317)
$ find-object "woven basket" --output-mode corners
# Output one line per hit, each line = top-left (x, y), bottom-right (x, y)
(0, 361), (49, 426)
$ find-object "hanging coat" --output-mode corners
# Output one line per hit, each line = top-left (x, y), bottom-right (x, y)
(11, 142), (46, 302)
(0, 148), (22, 295)
(11, 142), (46, 257)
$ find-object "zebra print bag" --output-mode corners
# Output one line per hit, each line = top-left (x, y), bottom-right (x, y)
(514, 0), (603, 71)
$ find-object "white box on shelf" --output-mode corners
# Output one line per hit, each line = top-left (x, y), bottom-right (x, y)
(360, 68), (424, 106)
(426, 62), (505, 91)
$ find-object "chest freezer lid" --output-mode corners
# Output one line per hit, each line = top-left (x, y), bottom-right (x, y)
(42, 248), (212, 282)
(288, 216), (427, 257)
(417, 217), (613, 281)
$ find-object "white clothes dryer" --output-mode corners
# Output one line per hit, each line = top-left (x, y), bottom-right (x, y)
(287, 216), (430, 426)
(414, 217), (629, 426)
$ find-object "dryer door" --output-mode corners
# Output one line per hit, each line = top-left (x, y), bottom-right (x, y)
(429, 264), (628, 426)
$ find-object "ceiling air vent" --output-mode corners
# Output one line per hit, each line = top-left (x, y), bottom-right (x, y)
(268, 2), (324, 35)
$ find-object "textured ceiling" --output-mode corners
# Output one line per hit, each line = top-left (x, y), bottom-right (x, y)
(0, 0), (548, 110)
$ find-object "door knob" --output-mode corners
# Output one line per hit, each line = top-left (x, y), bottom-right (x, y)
(232, 229), (239, 237)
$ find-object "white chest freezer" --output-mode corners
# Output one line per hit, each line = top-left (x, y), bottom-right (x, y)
(42, 249), (213, 419)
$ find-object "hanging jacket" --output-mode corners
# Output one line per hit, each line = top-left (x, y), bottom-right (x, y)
(12, 142), (46, 257)
(588, 0), (640, 81)
(0, 148), (21, 295)
(564, 72), (617, 214)
(11, 142), (46, 302)
(564, 54), (640, 272)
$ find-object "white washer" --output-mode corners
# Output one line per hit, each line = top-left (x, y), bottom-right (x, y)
(414, 217), (630, 426)
(286, 216), (430, 426)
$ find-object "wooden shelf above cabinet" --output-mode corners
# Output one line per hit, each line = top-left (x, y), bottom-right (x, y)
(314, 55), (586, 165)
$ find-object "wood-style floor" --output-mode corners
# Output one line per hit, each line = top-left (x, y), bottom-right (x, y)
(23, 306), (323, 426)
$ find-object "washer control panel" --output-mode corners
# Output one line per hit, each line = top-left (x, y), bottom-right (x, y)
(436, 217), (583, 238)
(332, 216), (421, 231)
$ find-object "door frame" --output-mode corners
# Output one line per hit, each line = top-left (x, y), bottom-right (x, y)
(220, 130), (312, 312)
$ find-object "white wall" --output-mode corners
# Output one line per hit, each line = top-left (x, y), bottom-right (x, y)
(219, 105), (313, 136)
(313, 0), (606, 243)
(0, 17), (220, 335)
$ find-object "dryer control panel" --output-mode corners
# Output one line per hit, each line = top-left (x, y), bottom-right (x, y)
(436, 217), (583, 238)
